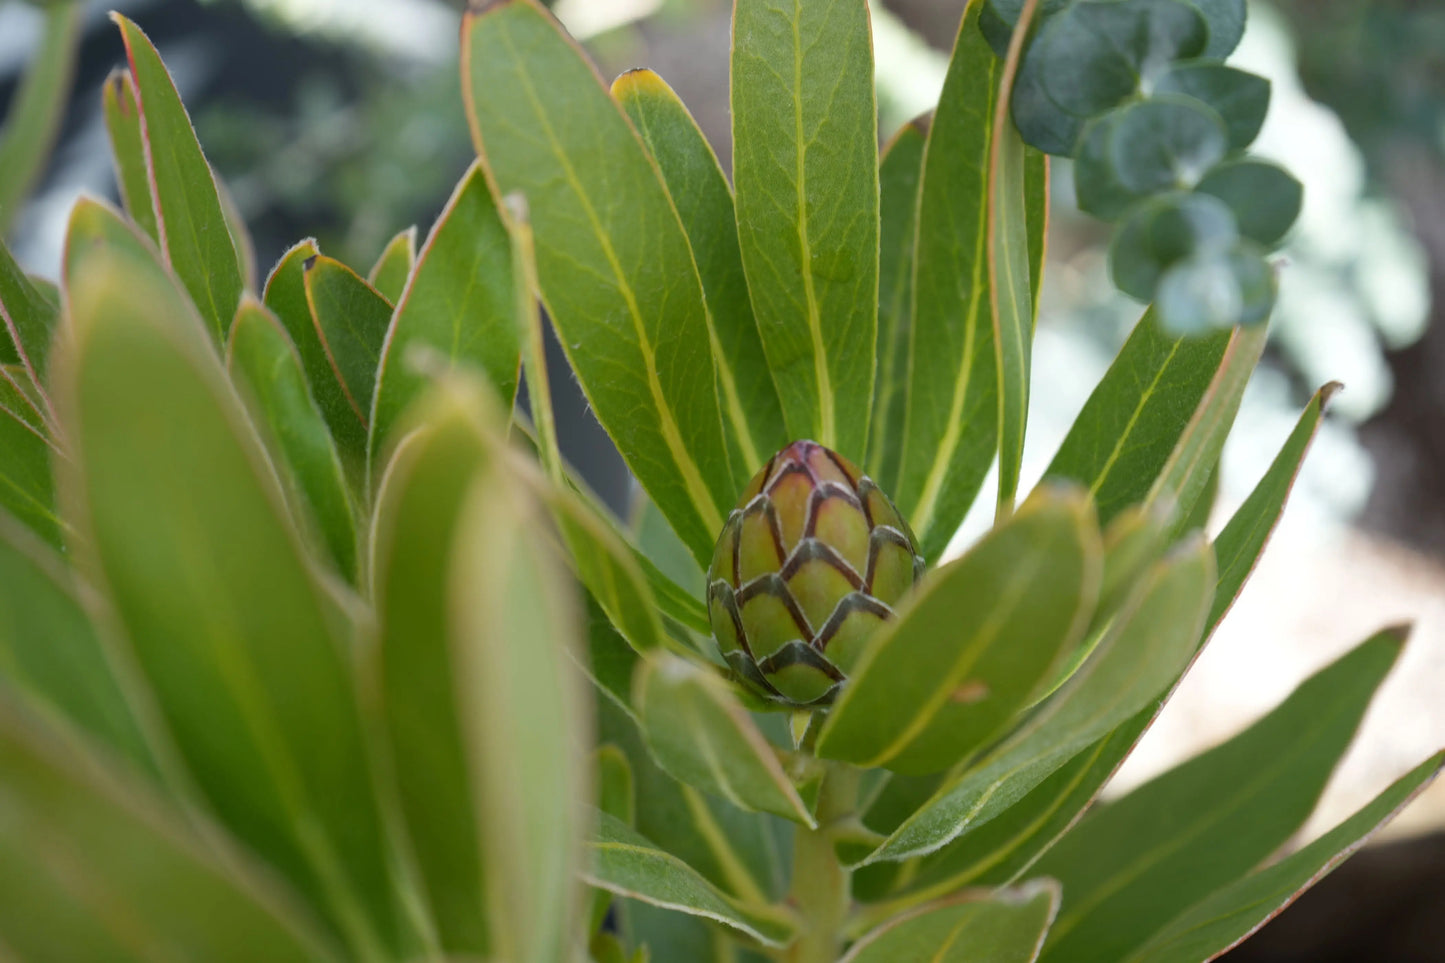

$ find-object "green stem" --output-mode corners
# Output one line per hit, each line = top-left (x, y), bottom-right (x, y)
(787, 762), (860, 963)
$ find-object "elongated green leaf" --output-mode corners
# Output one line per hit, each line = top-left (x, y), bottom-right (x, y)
(1208, 383), (1335, 631)
(302, 255), (392, 428)
(1025, 148), (1049, 325)
(1042, 309), (1230, 526)
(865, 538), (1214, 864)
(0, 696), (340, 963)
(58, 247), (419, 957)
(1037, 629), (1408, 963)
(841, 882), (1059, 963)
(614, 70), (785, 473)
(0, 374), (61, 547)
(590, 744), (637, 933)
(818, 487), (1100, 774)
(1125, 750), (1444, 963)
(216, 172), (257, 292)
(368, 225), (416, 304)
(869, 119), (927, 488)
(0, 1), (81, 233)
(585, 811), (798, 948)
(114, 13), (243, 341)
(264, 240), (366, 461)
(453, 448), (590, 963)
(1, 231), (61, 383)
(0, 514), (154, 774)
(635, 655), (814, 826)
(102, 69), (159, 244)
(730, 0), (877, 459)
(462, 0), (733, 567)
(894, 0), (1002, 561)
(226, 296), (357, 580)
(371, 161), (520, 459)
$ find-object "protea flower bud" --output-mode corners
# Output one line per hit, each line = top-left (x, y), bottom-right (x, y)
(706, 440), (924, 707)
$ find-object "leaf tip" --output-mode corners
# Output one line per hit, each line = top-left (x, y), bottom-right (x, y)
(301, 254), (318, 273)
(1318, 380), (1344, 409)
(611, 67), (667, 100)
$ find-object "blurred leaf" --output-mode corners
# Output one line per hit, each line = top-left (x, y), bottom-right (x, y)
(371, 162), (520, 461)
(869, 119), (926, 488)
(216, 173), (257, 292)
(1155, 63), (1270, 152)
(367, 226), (416, 304)
(58, 247), (419, 957)
(614, 69), (786, 473)
(863, 538), (1213, 864)
(0, 1), (81, 234)
(302, 255), (392, 432)
(0, 696), (340, 962)
(1012, 39), (1085, 156)
(113, 14), (243, 341)
(0, 373), (61, 547)
(818, 488), (1099, 775)
(981, 0), (1072, 59)
(0, 513), (154, 774)
(1196, 159), (1303, 248)
(840, 882), (1059, 963)
(1110, 192), (1238, 302)
(1075, 97), (1227, 219)
(1125, 750), (1444, 963)
(731, 0), (878, 460)
(101, 69), (159, 244)
(461, 0), (734, 568)
(1041, 308), (1229, 526)
(893, 0), (1001, 562)
(1193, 0), (1247, 59)
(0, 236), (58, 404)
(1036, 629), (1408, 963)
(226, 296), (357, 580)
(589, 744), (635, 934)
(635, 655), (814, 826)
(585, 811), (798, 948)
(263, 240), (366, 461)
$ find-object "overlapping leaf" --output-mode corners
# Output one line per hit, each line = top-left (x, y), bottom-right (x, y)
(367, 226), (416, 304)
(101, 69), (159, 243)
(1, 234), (61, 383)
(302, 255), (392, 431)
(0, 1), (81, 234)
(841, 882), (1059, 963)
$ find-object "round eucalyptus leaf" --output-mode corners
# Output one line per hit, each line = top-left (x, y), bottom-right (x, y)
(980, 0), (1072, 60)
(1111, 201), (1170, 301)
(1074, 109), (1140, 218)
(1226, 241), (1277, 325)
(1156, 252), (1243, 334)
(1012, 52), (1086, 156)
(1196, 158), (1303, 247)
(1110, 192), (1238, 300)
(1155, 62), (1270, 151)
(1040, 0), (1209, 118)
(1191, 0), (1248, 59)
(1111, 94), (1228, 193)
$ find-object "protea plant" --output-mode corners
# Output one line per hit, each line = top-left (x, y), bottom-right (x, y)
(0, 1), (1437, 963)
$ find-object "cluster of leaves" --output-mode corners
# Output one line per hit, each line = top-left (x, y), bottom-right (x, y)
(986, 0), (1303, 334)
(0, 1), (1439, 962)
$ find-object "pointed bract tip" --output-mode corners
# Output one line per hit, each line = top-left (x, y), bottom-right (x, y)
(301, 255), (318, 272)
(1378, 622), (1415, 647)
(612, 67), (667, 97)
(1319, 381), (1344, 408)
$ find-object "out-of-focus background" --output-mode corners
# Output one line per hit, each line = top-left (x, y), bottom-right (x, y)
(4, 0), (1444, 957)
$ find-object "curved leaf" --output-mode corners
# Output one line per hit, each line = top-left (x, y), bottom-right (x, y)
(841, 882), (1058, 963)
(461, 0), (733, 567)
(101, 68), (159, 244)
(731, 0), (878, 459)
(0, 374), (60, 547)
(0, 1), (81, 234)
(302, 255), (392, 431)
(1, 231), (61, 385)
(367, 226), (416, 304)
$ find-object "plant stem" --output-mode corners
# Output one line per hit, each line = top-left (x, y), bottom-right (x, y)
(787, 762), (860, 963)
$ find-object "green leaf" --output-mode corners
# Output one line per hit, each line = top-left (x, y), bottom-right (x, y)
(989, 12), (1040, 517)
(1026, 148), (1049, 324)
(0, 1), (81, 234)
(1075, 97), (1227, 219)
(263, 240), (366, 462)
(869, 118), (927, 489)
(1155, 63), (1270, 152)
(216, 172), (258, 293)
(840, 882), (1059, 963)
(1196, 159), (1303, 248)
(0, 513), (155, 774)
(817, 488), (1100, 775)
(1012, 38), (1085, 156)
(893, 0), (1002, 562)
(730, 0), (878, 460)
(58, 245), (419, 958)
(863, 537), (1213, 864)
(1124, 749), (1444, 963)
(1041, 308), (1230, 527)
(0, 372), (61, 547)
(370, 161), (520, 461)
(226, 295), (358, 581)
(1193, 0), (1247, 59)
(1208, 383), (1336, 630)
(613, 69), (786, 473)
(113, 13), (243, 341)
(0, 234), (61, 385)
(302, 254), (392, 433)
(101, 69), (159, 244)
(0, 696), (341, 963)
(1036, 628), (1409, 963)
(635, 655), (815, 826)
(585, 811), (798, 949)
(367, 225), (416, 304)
(1110, 192), (1238, 302)
(461, 0), (733, 568)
